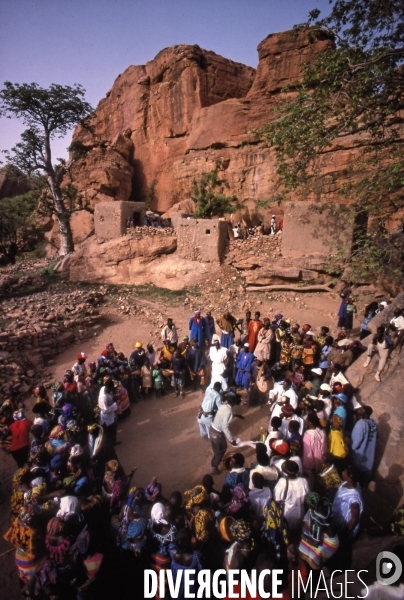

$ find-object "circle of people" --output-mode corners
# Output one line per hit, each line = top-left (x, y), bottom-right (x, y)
(1, 299), (404, 599)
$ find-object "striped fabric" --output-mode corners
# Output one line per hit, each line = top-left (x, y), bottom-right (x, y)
(84, 553), (103, 578)
(117, 389), (130, 416)
(15, 548), (43, 583)
(299, 512), (339, 569)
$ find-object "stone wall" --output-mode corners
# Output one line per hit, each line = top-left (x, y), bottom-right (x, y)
(126, 226), (175, 238)
(94, 201), (146, 240)
(0, 316), (104, 397)
(176, 218), (228, 263)
(225, 232), (282, 267)
(282, 201), (354, 258)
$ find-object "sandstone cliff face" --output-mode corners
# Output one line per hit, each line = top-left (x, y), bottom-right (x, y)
(66, 28), (370, 248)
(69, 30), (334, 221)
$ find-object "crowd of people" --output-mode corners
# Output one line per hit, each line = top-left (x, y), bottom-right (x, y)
(232, 215), (283, 240)
(0, 300), (403, 599)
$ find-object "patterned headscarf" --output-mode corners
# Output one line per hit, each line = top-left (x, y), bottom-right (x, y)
(184, 485), (207, 510)
(12, 467), (30, 486)
(13, 409), (25, 421)
(127, 487), (145, 516)
(304, 492), (332, 541)
(145, 477), (162, 502)
(227, 483), (249, 514)
(69, 444), (83, 457)
(230, 519), (251, 541)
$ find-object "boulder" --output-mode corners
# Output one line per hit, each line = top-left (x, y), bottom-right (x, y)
(368, 292), (404, 333)
(345, 349), (404, 518)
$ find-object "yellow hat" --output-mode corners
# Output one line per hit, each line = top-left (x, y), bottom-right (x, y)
(135, 342), (143, 348)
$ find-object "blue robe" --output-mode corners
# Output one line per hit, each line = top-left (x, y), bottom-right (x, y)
(188, 316), (205, 347)
(235, 350), (254, 389)
(187, 346), (205, 373)
(203, 316), (215, 345)
(221, 331), (234, 348)
(351, 418), (377, 483)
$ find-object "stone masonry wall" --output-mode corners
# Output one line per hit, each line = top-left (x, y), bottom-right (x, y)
(176, 218), (228, 263)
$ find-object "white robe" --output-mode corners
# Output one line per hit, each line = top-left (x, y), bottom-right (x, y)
(273, 476), (310, 531)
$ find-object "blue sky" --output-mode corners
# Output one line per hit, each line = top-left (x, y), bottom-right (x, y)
(0, 0), (331, 161)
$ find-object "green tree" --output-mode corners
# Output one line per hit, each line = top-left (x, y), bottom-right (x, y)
(146, 178), (157, 210)
(257, 0), (404, 281)
(0, 82), (93, 256)
(192, 161), (239, 219)
(0, 192), (41, 263)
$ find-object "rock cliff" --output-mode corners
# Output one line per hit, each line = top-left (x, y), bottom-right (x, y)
(63, 29), (340, 246)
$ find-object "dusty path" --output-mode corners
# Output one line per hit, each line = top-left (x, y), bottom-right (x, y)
(47, 310), (268, 491)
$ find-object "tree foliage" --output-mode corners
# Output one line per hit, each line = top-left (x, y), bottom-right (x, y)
(192, 161), (239, 219)
(0, 192), (41, 263)
(257, 0), (404, 281)
(0, 82), (93, 255)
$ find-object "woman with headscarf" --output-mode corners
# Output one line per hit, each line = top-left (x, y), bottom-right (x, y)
(224, 519), (255, 572)
(5, 502), (46, 589)
(149, 502), (177, 585)
(145, 476), (163, 504)
(184, 485), (215, 547)
(298, 492), (339, 571)
(10, 467), (31, 518)
(225, 483), (250, 520)
(314, 453), (342, 502)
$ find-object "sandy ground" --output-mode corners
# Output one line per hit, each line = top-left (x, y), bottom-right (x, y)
(0, 291), (360, 596)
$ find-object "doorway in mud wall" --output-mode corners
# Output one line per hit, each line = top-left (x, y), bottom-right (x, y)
(132, 211), (143, 227)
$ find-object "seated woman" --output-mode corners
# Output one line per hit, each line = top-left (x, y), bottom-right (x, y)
(149, 502), (177, 582)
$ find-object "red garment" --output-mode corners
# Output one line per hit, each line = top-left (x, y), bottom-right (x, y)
(247, 320), (263, 352)
(9, 419), (32, 451)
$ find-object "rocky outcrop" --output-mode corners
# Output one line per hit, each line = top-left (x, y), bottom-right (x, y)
(69, 231), (209, 290)
(345, 293), (404, 517)
(68, 29), (336, 238)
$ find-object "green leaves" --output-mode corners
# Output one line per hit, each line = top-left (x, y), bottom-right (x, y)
(0, 82), (93, 137)
(191, 161), (239, 219)
(258, 0), (404, 282)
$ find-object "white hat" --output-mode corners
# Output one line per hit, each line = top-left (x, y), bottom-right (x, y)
(338, 339), (351, 347)
(320, 383), (332, 392)
(379, 301), (388, 307)
(244, 342), (250, 348)
(272, 214), (276, 217)
(306, 331), (315, 337)
(212, 334), (220, 343)
(311, 368), (322, 376)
